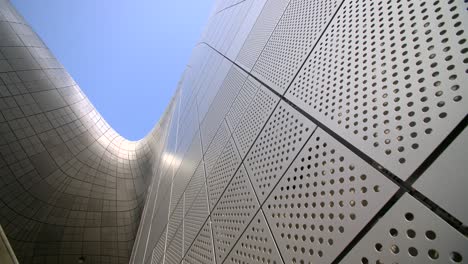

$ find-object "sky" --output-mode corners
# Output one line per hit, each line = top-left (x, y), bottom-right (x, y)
(11, 0), (214, 140)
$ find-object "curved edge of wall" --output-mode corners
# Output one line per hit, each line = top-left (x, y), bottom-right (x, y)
(0, 225), (19, 264)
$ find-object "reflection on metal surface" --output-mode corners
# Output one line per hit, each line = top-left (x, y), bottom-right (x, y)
(0, 0), (467, 263)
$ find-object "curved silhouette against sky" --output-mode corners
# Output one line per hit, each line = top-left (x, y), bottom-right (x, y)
(11, 0), (214, 140)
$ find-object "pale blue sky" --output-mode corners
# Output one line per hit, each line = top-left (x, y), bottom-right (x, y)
(11, 0), (214, 140)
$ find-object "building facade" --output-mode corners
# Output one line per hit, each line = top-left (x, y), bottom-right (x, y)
(0, 0), (467, 263)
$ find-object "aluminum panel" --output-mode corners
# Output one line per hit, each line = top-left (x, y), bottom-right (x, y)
(236, 0), (291, 71)
(211, 165), (259, 263)
(225, 76), (260, 131)
(197, 58), (231, 122)
(2, 0), (466, 263)
(285, 0), (468, 179)
(263, 128), (398, 264)
(244, 100), (316, 203)
(170, 134), (203, 214)
(200, 65), (247, 152)
(252, 0), (342, 93)
(167, 198), (184, 245)
(184, 219), (215, 264)
(224, 209), (284, 264)
(226, 0), (268, 60)
(232, 84), (280, 157)
(184, 183), (209, 255)
(206, 136), (242, 209)
(203, 122), (230, 173)
(343, 194), (468, 264)
(414, 126), (468, 225)
(184, 162), (206, 216)
(165, 223), (183, 264)
(149, 228), (167, 264)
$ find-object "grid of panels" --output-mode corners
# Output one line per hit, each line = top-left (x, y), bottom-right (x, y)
(284, 0), (468, 179)
(0, 1), (155, 263)
(343, 194), (468, 264)
(1, 0), (466, 264)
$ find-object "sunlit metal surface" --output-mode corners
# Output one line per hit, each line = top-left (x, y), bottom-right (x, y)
(0, 0), (467, 263)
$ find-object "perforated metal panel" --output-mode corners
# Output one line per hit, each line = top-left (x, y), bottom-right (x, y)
(176, 101), (200, 156)
(4, 0), (466, 263)
(343, 194), (468, 264)
(224, 209), (284, 264)
(203, 122), (230, 173)
(200, 65), (246, 152)
(165, 223), (183, 264)
(226, 77), (260, 131)
(197, 56), (230, 112)
(244, 100), (316, 203)
(414, 126), (468, 225)
(171, 134), (203, 214)
(184, 219), (216, 264)
(211, 165), (260, 263)
(263, 128), (398, 264)
(232, 84), (280, 157)
(206, 136), (242, 209)
(184, 162), (206, 216)
(252, 0), (342, 93)
(184, 182), (209, 255)
(285, 0), (468, 179)
(201, 0), (252, 55)
(236, 0), (291, 71)
(150, 228), (167, 264)
(167, 198), (184, 245)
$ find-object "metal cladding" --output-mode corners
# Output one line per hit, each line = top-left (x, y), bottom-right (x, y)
(0, 0), (467, 264)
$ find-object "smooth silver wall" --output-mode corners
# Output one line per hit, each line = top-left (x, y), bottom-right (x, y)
(0, 0), (164, 263)
(0, 0), (466, 264)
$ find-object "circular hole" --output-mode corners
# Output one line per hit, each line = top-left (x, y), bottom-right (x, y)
(408, 247), (418, 257)
(405, 212), (414, 221)
(389, 228), (398, 237)
(375, 243), (383, 252)
(407, 229), (416, 238)
(361, 257), (369, 264)
(450, 251), (463, 263)
(428, 249), (439, 259)
(374, 185), (380, 192)
(425, 230), (436, 240)
(390, 244), (400, 254)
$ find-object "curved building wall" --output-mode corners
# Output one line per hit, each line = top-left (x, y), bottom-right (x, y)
(0, 0), (467, 264)
(0, 0), (165, 263)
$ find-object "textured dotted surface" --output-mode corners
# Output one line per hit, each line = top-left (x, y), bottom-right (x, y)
(211, 165), (259, 263)
(165, 224), (183, 264)
(252, 0), (342, 93)
(244, 100), (316, 203)
(263, 128), (398, 264)
(184, 162), (207, 216)
(236, 0), (291, 71)
(225, 209), (283, 264)
(149, 228), (167, 264)
(206, 136), (242, 209)
(184, 182), (209, 254)
(184, 220), (215, 264)
(226, 77), (260, 131)
(343, 194), (468, 264)
(1, 0), (466, 264)
(232, 84), (280, 157)
(285, 0), (468, 179)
